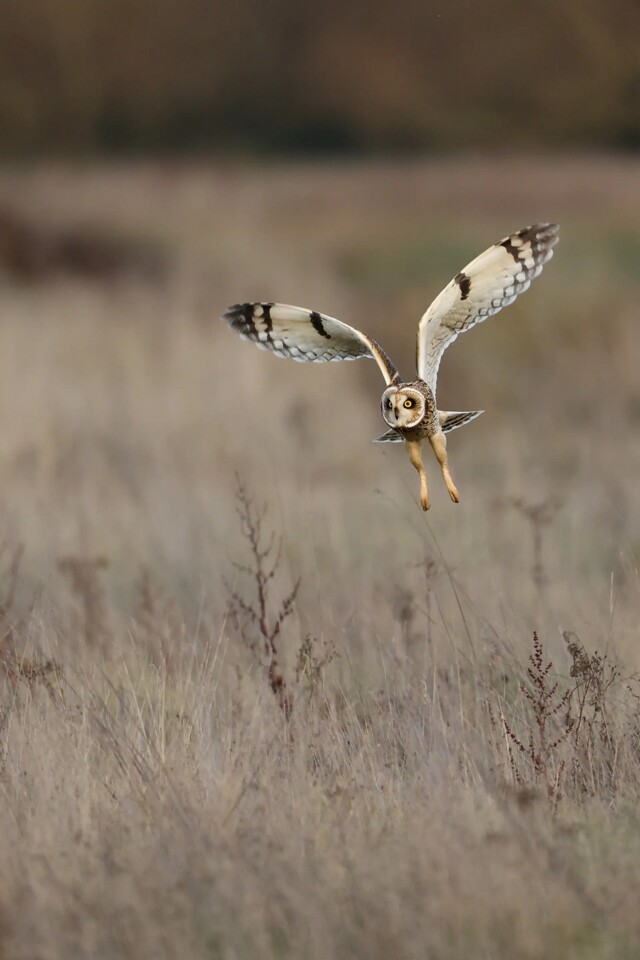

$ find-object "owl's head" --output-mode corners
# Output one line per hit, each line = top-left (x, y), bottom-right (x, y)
(381, 385), (427, 430)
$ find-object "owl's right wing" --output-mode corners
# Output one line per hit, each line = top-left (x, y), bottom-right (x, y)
(416, 223), (559, 393)
(223, 302), (399, 386)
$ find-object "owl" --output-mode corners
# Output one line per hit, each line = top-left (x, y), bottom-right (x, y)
(223, 223), (558, 510)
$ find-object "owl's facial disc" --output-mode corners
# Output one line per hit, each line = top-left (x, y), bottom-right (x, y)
(381, 387), (425, 429)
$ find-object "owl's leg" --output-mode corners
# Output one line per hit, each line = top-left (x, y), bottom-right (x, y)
(429, 431), (460, 503)
(406, 439), (430, 511)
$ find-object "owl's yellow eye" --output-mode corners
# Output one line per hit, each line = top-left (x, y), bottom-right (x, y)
(403, 398), (414, 409)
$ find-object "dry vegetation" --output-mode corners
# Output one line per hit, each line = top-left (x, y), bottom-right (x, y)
(0, 154), (639, 958)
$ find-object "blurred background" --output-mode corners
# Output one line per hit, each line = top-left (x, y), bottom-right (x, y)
(0, 0), (639, 645)
(1, 0), (638, 154)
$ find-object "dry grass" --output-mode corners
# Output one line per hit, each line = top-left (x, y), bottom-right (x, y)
(0, 154), (639, 958)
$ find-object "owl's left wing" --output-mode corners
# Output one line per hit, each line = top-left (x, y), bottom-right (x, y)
(416, 223), (559, 393)
(224, 302), (399, 386)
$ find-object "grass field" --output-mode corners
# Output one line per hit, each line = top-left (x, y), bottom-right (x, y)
(0, 154), (639, 959)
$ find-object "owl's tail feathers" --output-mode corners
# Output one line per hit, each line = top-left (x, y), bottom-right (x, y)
(374, 411), (483, 443)
(438, 410), (484, 433)
(373, 428), (404, 443)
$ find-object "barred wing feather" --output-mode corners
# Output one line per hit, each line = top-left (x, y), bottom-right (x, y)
(416, 223), (559, 392)
(224, 302), (399, 386)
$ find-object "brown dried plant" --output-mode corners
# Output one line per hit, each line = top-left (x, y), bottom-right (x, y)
(562, 630), (624, 793)
(399, 555), (442, 653)
(564, 631), (620, 727)
(510, 498), (562, 592)
(133, 567), (183, 674)
(225, 478), (300, 716)
(0, 543), (63, 701)
(1, 656), (64, 702)
(0, 542), (23, 657)
(498, 632), (573, 801)
(295, 634), (338, 701)
(58, 555), (110, 649)
(492, 629), (638, 803)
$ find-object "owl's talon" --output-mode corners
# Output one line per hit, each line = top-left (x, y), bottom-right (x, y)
(421, 496), (431, 511)
(448, 486), (460, 503)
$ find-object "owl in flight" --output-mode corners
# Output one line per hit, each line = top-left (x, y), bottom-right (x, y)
(224, 223), (558, 510)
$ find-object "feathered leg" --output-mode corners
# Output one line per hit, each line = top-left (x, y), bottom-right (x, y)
(429, 431), (460, 503)
(406, 439), (430, 511)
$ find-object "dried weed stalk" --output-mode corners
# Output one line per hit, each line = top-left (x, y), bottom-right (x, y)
(295, 635), (338, 701)
(510, 497), (561, 592)
(133, 567), (183, 673)
(0, 544), (63, 700)
(563, 630), (624, 793)
(497, 632), (573, 800)
(493, 630), (636, 802)
(1, 655), (64, 701)
(0, 542), (23, 655)
(58, 555), (110, 649)
(225, 479), (299, 716)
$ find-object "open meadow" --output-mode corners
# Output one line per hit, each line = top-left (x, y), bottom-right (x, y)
(0, 154), (640, 958)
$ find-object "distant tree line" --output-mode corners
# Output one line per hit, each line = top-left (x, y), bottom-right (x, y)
(0, 0), (638, 155)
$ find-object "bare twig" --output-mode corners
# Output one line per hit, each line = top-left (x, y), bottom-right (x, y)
(225, 477), (299, 716)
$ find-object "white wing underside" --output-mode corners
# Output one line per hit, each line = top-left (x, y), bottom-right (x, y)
(416, 223), (559, 393)
(223, 302), (399, 386)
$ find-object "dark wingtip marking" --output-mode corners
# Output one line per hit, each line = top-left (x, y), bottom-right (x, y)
(223, 302), (249, 319)
(309, 310), (331, 339)
(501, 223), (560, 262)
(539, 223), (560, 247)
(222, 303), (246, 330)
(500, 237), (521, 262)
(222, 302), (259, 337)
(222, 303), (243, 321)
(454, 271), (472, 300)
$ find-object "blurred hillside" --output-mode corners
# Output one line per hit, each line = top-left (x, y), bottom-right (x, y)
(1, 0), (638, 155)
